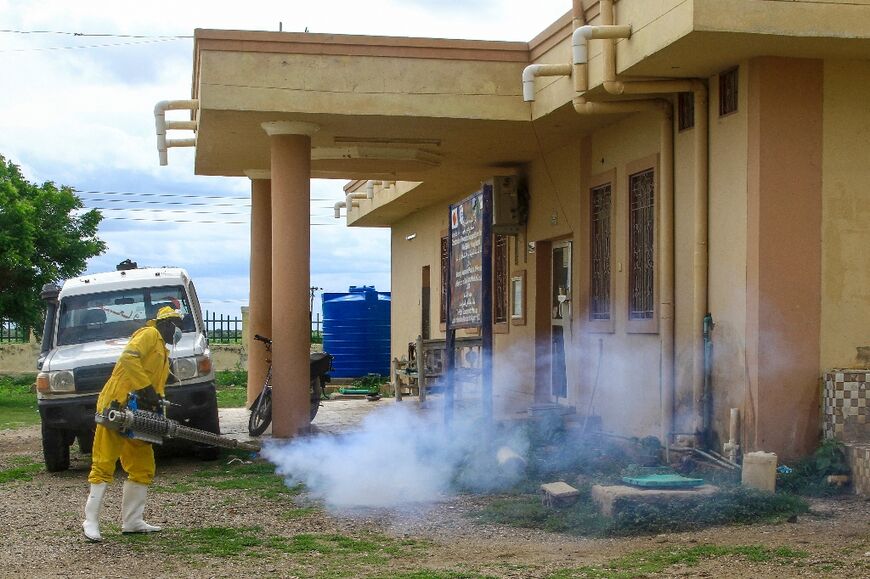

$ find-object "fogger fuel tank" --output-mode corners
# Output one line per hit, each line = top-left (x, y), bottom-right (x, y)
(322, 286), (390, 379)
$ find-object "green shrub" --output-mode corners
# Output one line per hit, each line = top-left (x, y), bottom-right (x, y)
(476, 486), (808, 538)
(350, 374), (385, 392)
(777, 439), (850, 496)
(611, 487), (808, 535)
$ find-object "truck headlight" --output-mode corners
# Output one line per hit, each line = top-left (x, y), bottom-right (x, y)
(37, 370), (75, 393)
(172, 357), (198, 381)
(171, 354), (212, 381)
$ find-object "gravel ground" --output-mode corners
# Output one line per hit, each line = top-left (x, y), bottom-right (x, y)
(1, 399), (868, 578)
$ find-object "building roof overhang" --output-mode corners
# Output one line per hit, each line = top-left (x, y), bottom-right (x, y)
(188, 0), (870, 227)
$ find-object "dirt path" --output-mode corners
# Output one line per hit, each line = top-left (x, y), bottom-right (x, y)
(1, 401), (868, 578)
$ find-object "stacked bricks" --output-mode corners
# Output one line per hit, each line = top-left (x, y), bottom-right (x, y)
(823, 370), (869, 442)
(846, 444), (870, 497)
(824, 370), (870, 498)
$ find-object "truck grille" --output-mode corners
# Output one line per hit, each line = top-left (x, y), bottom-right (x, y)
(74, 363), (178, 393)
(74, 364), (115, 393)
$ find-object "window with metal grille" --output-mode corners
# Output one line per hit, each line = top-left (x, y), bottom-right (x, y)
(719, 67), (738, 116)
(590, 183), (612, 321)
(440, 235), (448, 325)
(678, 92), (694, 131)
(494, 234), (509, 325)
(629, 168), (655, 321)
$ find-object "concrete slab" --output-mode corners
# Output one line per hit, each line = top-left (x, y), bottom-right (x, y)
(591, 484), (719, 517)
(540, 481), (580, 507)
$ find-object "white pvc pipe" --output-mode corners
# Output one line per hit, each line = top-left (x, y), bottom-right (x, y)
(154, 99), (199, 166)
(571, 24), (631, 65)
(166, 120), (198, 130)
(333, 198), (361, 219)
(521, 63), (572, 102)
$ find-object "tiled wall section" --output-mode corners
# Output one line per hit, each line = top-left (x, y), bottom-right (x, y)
(846, 443), (870, 497)
(823, 370), (869, 442)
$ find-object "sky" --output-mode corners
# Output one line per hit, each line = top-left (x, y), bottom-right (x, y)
(0, 0), (571, 320)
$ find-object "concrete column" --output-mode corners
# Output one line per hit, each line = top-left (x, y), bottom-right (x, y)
(746, 57), (822, 460)
(262, 121), (318, 438)
(245, 171), (272, 407)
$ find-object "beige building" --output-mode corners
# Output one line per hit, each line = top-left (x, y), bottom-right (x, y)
(165, 0), (870, 458)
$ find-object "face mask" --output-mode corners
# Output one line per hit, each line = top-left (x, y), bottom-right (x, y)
(157, 321), (181, 345)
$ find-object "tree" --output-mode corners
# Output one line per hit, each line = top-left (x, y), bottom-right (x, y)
(0, 155), (106, 333)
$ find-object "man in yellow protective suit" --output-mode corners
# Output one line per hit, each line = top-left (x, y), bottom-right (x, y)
(82, 306), (183, 542)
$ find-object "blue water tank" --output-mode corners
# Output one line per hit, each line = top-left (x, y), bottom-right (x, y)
(322, 286), (391, 379)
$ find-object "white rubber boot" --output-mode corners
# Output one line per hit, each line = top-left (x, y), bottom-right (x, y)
(121, 480), (162, 534)
(82, 482), (107, 542)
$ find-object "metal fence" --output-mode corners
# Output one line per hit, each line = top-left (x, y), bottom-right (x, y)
(0, 320), (28, 344)
(203, 311), (243, 344)
(202, 311), (323, 344)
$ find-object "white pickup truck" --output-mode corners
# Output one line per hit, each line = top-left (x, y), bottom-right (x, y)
(36, 262), (220, 471)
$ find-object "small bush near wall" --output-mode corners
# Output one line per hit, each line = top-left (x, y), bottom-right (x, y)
(777, 439), (851, 496)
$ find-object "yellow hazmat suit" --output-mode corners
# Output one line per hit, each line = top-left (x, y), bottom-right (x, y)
(87, 315), (172, 485)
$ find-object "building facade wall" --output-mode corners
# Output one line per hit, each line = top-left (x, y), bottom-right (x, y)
(384, 54), (865, 458)
(746, 56), (823, 459)
(390, 206), (449, 361)
(821, 59), (870, 371)
(568, 113), (665, 438)
(705, 63), (750, 447)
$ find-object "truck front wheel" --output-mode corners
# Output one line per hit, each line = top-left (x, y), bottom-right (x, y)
(41, 423), (70, 472)
(77, 429), (95, 454)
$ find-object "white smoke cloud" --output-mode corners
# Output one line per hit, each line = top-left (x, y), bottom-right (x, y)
(262, 401), (529, 510)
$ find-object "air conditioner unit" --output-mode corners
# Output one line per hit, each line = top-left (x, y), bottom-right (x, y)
(490, 175), (525, 235)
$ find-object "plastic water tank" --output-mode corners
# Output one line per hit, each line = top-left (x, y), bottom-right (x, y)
(322, 286), (391, 379)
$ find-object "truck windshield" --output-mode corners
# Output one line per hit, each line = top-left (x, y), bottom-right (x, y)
(56, 285), (196, 346)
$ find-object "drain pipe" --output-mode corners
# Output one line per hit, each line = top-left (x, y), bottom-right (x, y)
(333, 198), (362, 219)
(598, 0), (709, 445)
(703, 313), (715, 446)
(723, 407), (740, 463)
(571, 23), (632, 94)
(522, 64), (573, 102)
(572, 0), (585, 29)
(345, 191), (368, 211)
(154, 99), (199, 166)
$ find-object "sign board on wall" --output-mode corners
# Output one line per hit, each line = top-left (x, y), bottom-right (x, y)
(448, 186), (491, 329)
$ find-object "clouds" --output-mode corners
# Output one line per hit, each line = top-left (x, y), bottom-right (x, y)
(1, 0), (568, 318)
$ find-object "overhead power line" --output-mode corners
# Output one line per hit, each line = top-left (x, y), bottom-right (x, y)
(73, 189), (338, 202)
(82, 206), (337, 216)
(98, 215), (341, 225)
(74, 189), (250, 200)
(0, 38), (183, 53)
(84, 197), (249, 208)
(90, 207), (250, 216)
(0, 29), (192, 39)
